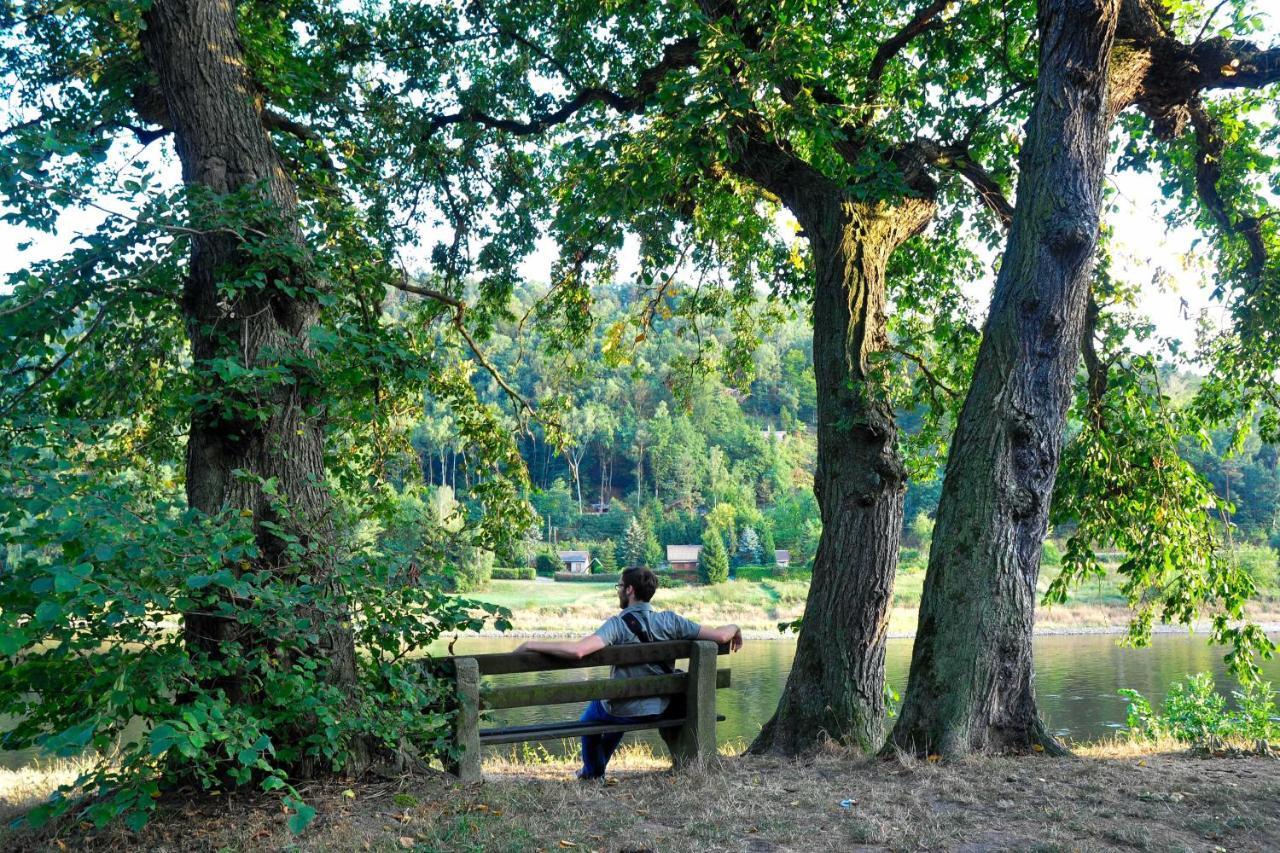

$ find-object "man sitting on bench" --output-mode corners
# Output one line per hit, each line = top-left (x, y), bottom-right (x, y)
(515, 566), (744, 779)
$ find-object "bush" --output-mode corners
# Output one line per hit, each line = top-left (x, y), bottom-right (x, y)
(732, 564), (772, 582)
(448, 545), (494, 592)
(554, 572), (614, 583)
(898, 547), (926, 573)
(491, 566), (535, 580)
(0, 448), (510, 833)
(1041, 539), (1063, 568)
(1235, 545), (1278, 591)
(534, 551), (559, 577)
(1120, 673), (1279, 745)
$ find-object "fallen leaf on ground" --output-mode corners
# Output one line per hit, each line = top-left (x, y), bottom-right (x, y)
(398, 836), (415, 849)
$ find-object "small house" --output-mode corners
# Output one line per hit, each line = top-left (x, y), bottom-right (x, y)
(559, 550), (590, 574)
(666, 544), (702, 572)
(774, 549), (791, 569)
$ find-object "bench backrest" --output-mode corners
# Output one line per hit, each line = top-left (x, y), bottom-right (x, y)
(451, 640), (730, 711)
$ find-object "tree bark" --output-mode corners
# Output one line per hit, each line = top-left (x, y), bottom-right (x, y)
(749, 187), (934, 753)
(889, 0), (1120, 758)
(140, 0), (363, 775)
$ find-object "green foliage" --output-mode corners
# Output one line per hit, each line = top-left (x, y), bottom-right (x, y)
(1234, 545), (1278, 591)
(736, 526), (762, 566)
(1120, 673), (1279, 745)
(760, 526), (777, 567)
(908, 512), (935, 549)
(698, 528), (729, 585)
(1051, 354), (1274, 680)
(553, 572), (613, 583)
(450, 546), (495, 592)
(491, 567), (536, 580)
(595, 540), (618, 575)
(534, 551), (560, 577)
(620, 515), (660, 569)
(0, 440), (510, 833)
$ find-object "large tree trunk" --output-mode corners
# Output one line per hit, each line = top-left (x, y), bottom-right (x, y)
(140, 0), (363, 775)
(889, 0), (1120, 758)
(750, 192), (934, 754)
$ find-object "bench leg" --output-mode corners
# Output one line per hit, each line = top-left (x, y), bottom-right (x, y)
(667, 640), (717, 770)
(448, 657), (482, 782)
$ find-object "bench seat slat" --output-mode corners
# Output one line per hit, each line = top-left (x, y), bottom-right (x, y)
(478, 714), (728, 746)
(481, 668), (730, 710)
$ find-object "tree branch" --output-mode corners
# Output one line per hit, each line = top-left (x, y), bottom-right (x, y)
(389, 276), (537, 423)
(261, 108), (336, 171)
(1188, 100), (1268, 287)
(888, 344), (958, 400)
(867, 0), (952, 91)
(427, 36), (698, 137)
(913, 139), (1014, 226)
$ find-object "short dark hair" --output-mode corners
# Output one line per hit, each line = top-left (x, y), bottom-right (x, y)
(620, 567), (658, 602)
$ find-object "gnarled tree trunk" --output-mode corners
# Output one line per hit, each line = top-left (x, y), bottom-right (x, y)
(750, 189), (934, 754)
(889, 0), (1120, 758)
(140, 0), (363, 775)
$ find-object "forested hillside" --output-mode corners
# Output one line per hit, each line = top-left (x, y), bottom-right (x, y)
(400, 280), (1280, 579)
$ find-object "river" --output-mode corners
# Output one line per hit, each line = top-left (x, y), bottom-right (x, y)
(4, 632), (1276, 770)
(445, 632), (1280, 756)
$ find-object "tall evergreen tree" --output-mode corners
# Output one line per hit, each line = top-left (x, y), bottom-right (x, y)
(699, 528), (730, 585)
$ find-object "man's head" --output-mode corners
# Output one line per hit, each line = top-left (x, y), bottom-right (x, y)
(617, 567), (658, 608)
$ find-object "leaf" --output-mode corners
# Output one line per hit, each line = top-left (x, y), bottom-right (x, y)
(149, 723), (179, 756)
(285, 797), (316, 834)
(124, 809), (149, 832)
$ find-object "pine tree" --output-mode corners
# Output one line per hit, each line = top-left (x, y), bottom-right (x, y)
(621, 516), (650, 568)
(737, 526), (762, 566)
(596, 539), (618, 575)
(761, 526), (778, 568)
(699, 528), (730, 585)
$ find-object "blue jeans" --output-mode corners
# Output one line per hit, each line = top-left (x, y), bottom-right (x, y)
(578, 699), (660, 778)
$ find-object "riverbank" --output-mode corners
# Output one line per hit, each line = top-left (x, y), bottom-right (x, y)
(454, 578), (1280, 640)
(5, 741), (1277, 851)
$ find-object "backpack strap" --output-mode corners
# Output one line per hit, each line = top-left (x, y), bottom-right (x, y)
(620, 611), (674, 675)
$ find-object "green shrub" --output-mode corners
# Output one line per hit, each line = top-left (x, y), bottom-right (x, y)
(1235, 545), (1278, 591)
(553, 572), (614, 583)
(732, 564), (772, 582)
(1041, 540), (1063, 568)
(448, 545), (494, 592)
(1120, 673), (1279, 745)
(0, 449), (510, 833)
(898, 547), (926, 573)
(491, 566), (535, 580)
(534, 552), (559, 577)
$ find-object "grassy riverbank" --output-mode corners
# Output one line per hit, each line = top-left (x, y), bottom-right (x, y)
(457, 574), (1280, 638)
(5, 741), (1277, 851)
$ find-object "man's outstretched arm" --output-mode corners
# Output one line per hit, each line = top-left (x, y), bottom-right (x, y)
(513, 634), (607, 660)
(697, 624), (743, 652)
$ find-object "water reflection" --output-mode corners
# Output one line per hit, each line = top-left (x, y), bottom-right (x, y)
(447, 632), (1280, 757)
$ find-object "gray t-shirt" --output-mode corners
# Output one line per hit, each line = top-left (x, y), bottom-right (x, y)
(592, 602), (702, 717)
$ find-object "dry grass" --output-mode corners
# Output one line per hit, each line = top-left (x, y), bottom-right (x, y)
(0, 756), (98, 826)
(4, 740), (1277, 852)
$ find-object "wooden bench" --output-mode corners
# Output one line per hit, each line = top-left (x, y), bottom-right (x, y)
(446, 639), (730, 782)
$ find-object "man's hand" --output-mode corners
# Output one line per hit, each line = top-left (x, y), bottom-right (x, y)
(513, 641), (530, 654)
(698, 623), (743, 651)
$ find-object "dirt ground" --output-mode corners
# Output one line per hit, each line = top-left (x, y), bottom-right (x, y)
(2, 737), (1280, 850)
(3, 740), (1278, 852)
